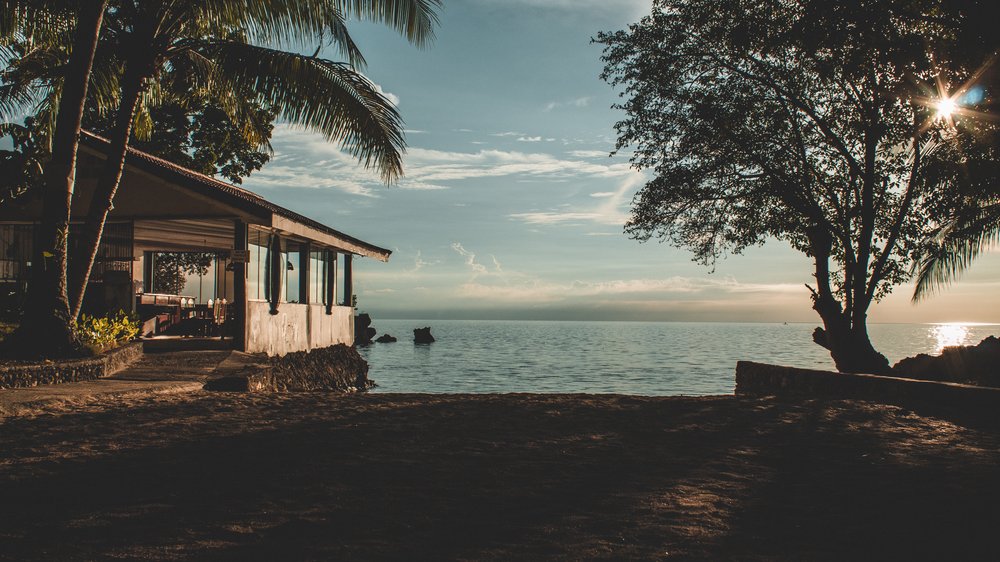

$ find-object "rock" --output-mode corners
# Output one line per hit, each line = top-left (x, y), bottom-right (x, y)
(354, 313), (377, 347)
(893, 335), (1000, 387)
(413, 327), (435, 344)
(203, 344), (372, 393)
(375, 334), (397, 343)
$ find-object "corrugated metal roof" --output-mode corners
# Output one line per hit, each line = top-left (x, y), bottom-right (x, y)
(79, 130), (392, 261)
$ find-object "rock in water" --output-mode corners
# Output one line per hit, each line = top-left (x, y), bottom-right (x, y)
(354, 313), (377, 347)
(414, 327), (435, 344)
(892, 335), (1000, 387)
(375, 333), (397, 343)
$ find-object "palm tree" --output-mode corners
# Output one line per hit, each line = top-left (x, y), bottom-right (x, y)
(1, 0), (108, 357)
(0, 1), (440, 356)
(911, 168), (1000, 302)
(66, 0), (440, 319)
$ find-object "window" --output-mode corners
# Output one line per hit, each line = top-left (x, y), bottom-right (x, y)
(245, 229), (304, 303)
(0, 225), (32, 282)
(284, 242), (301, 303)
(308, 250), (335, 305)
(247, 229), (267, 300)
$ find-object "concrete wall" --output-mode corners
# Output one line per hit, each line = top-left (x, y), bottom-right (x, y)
(735, 361), (1000, 427)
(245, 301), (354, 356)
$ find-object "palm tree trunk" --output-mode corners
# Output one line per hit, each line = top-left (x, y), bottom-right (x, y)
(3, 1), (107, 358)
(67, 65), (144, 319)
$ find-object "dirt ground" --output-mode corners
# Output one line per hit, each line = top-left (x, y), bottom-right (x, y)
(1, 392), (998, 561)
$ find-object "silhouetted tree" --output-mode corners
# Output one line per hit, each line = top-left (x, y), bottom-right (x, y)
(151, 253), (215, 296)
(598, 0), (998, 373)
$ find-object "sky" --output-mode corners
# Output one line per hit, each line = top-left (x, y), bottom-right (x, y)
(240, 0), (1000, 324)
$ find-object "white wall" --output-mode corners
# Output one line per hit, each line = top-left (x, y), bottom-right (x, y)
(245, 301), (354, 356)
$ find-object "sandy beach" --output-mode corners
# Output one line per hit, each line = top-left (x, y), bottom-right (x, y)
(1, 391), (998, 560)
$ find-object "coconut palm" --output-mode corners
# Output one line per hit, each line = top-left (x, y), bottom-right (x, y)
(1, 1), (440, 356)
(66, 0), (439, 319)
(911, 167), (1000, 301)
(1, 0), (108, 357)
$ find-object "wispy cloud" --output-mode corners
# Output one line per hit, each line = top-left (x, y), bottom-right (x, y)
(517, 136), (542, 142)
(543, 96), (592, 112)
(509, 171), (644, 226)
(569, 150), (609, 158)
(450, 242), (488, 275)
(245, 126), (638, 203)
(452, 275), (806, 304)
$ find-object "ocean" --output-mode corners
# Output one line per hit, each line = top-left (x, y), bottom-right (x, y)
(357, 320), (999, 395)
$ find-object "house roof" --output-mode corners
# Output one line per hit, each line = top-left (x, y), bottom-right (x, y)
(79, 130), (392, 262)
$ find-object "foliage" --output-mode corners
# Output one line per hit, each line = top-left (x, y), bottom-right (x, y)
(0, 118), (48, 204)
(0, 321), (15, 342)
(911, 92), (1000, 300)
(597, 0), (997, 372)
(85, 97), (274, 185)
(74, 310), (138, 354)
(152, 252), (216, 296)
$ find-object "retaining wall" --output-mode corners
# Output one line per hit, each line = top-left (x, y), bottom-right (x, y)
(0, 341), (144, 389)
(735, 361), (1000, 426)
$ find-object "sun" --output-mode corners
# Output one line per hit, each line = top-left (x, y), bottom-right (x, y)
(935, 97), (958, 120)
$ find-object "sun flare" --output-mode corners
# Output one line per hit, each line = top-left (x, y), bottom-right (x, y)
(934, 97), (958, 120)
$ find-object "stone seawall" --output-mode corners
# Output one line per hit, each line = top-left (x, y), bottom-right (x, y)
(0, 342), (144, 389)
(204, 343), (370, 393)
(735, 361), (1000, 426)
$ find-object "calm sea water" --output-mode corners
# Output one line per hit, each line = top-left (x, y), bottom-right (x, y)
(357, 320), (999, 395)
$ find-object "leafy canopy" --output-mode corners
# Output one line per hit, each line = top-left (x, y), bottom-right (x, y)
(598, 0), (995, 309)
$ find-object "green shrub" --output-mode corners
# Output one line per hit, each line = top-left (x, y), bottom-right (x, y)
(0, 322), (15, 343)
(74, 311), (139, 355)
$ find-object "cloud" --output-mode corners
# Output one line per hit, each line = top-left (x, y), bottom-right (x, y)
(363, 75), (400, 106)
(490, 131), (523, 137)
(517, 136), (542, 142)
(244, 125), (638, 199)
(508, 211), (608, 225)
(450, 242), (487, 275)
(508, 171), (644, 226)
(569, 150), (609, 158)
(451, 275), (806, 304)
(543, 96), (592, 112)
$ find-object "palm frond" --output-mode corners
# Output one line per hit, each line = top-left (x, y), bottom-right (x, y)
(912, 200), (1000, 301)
(337, 0), (440, 47)
(202, 40), (404, 182)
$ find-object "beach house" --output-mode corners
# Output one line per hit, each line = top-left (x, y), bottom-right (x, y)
(0, 131), (390, 355)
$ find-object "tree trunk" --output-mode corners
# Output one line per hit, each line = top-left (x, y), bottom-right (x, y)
(67, 65), (144, 319)
(811, 297), (891, 375)
(808, 226), (891, 375)
(3, 2), (107, 358)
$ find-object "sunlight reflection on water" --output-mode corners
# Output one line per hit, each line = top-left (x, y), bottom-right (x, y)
(929, 323), (971, 354)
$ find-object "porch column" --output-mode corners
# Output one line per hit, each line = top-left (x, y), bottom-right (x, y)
(300, 242), (311, 304)
(232, 219), (247, 351)
(142, 251), (153, 292)
(342, 254), (353, 308)
(325, 250), (335, 314)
